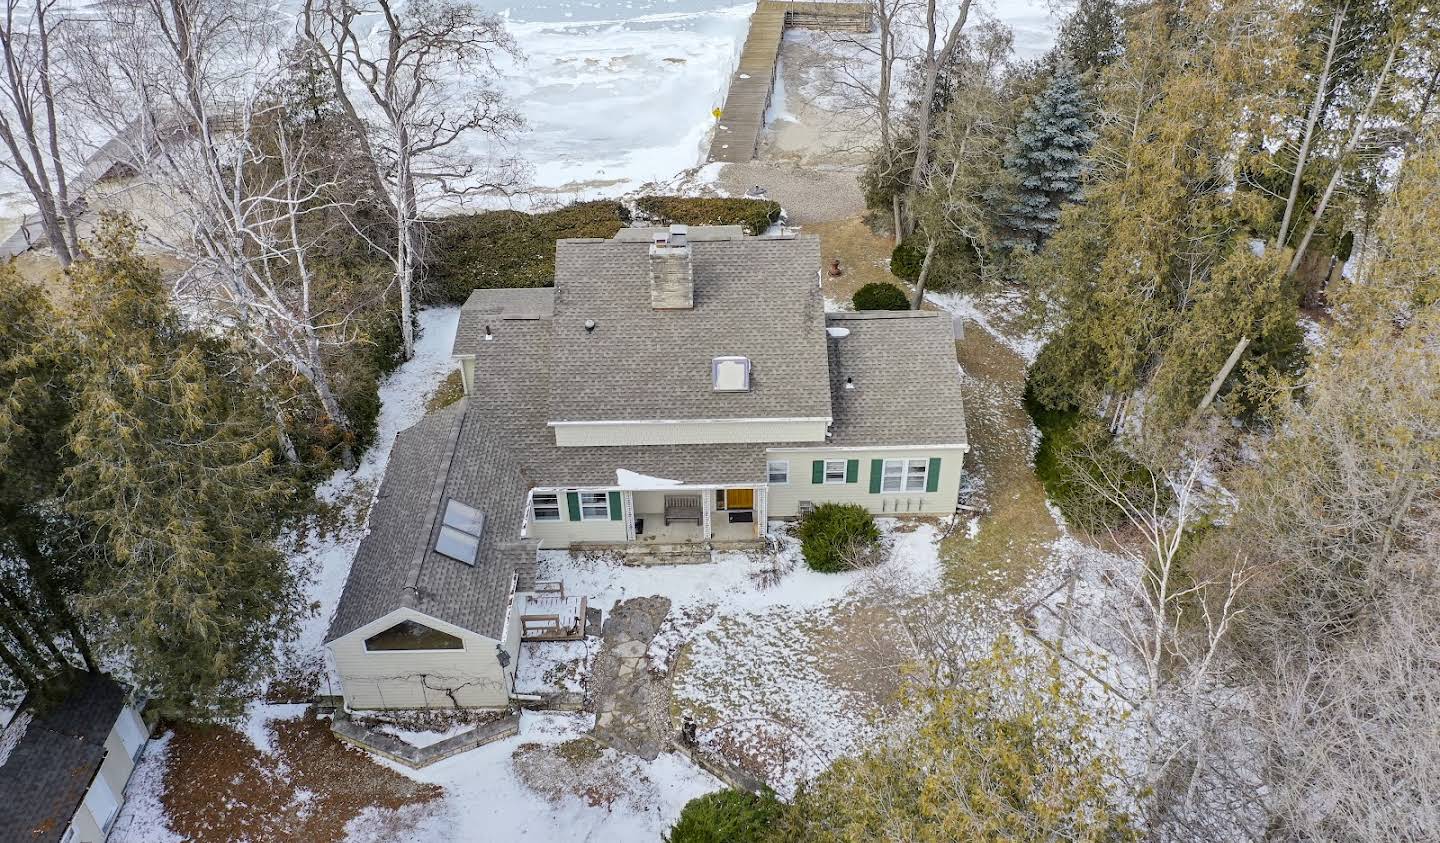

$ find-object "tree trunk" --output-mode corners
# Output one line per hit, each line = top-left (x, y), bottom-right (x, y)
(1288, 40), (1398, 278)
(892, 194), (903, 247)
(904, 0), (974, 235)
(0, 636), (39, 691)
(910, 239), (938, 310)
(1275, 3), (1344, 251)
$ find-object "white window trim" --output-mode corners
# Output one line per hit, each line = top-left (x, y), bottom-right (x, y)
(881, 458), (905, 493)
(579, 491), (610, 521)
(531, 492), (561, 522)
(905, 459), (929, 492)
(823, 459), (847, 484)
(767, 460), (789, 484)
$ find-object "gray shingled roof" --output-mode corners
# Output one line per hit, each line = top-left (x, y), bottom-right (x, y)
(325, 402), (532, 643)
(546, 236), (832, 422)
(0, 673), (127, 843)
(330, 237), (970, 641)
(826, 311), (968, 447)
(453, 288), (556, 357)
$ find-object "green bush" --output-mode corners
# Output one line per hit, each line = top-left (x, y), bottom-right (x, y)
(665, 790), (785, 843)
(424, 201), (628, 304)
(796, 503), (882, 573)
(635, 196), (781, 236)
(852, 282), (910, 311)
(890, 240), (926, 282)
(1024, 384), (1159, 532)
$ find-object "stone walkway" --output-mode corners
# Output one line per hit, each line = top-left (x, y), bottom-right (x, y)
(590, 596), (673, 760)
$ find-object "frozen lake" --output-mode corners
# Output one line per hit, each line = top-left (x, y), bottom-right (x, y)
(0, 0), (1059, 228)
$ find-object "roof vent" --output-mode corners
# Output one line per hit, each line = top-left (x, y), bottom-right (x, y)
(844, 376), (856, 390)
(712, 356), (751, 392)
(649, 226), (693, 309)
(435, 498), (485, 564)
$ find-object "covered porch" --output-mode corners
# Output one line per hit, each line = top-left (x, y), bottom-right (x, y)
(628, 485), (765, 545)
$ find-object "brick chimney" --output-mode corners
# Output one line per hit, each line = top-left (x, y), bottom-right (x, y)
(649, 224), (693, 310)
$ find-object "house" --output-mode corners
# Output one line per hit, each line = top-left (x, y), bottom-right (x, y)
(325, 225), (967, 710)
(0, 673), (151, 843)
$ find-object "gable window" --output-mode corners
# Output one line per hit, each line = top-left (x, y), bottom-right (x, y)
(580, 491), (610, 520)
(435, 498), (484, 564)
(767, 460), (789, 484)
(532, 492), (561, 522)
(365, 619), (464, 651)
(823, 460), (847, 484)
(881, 459), (929, 492)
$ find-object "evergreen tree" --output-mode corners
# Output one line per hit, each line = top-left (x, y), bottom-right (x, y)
(0, 267), (96, 692)
(60, 218), (305, 718)
(1001, 58), (1096, 253)
(1058, 0), (1123, 75)
(777, 636), (1137, 842)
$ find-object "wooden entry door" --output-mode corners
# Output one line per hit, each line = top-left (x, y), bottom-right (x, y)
(725, 488), (755, 510)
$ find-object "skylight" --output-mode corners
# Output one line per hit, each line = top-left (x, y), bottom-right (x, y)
(435, 499), (485, 564)
(712, 356), (751, 392)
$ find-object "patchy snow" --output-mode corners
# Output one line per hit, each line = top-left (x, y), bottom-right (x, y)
(926, 290), (1045, 363)
(516, 639), (597, 695)
(0, 709), (31, 768)
(615, 468), (685, 489)
(377, 723), (473, 749)
(281, 307), (461, 687)
(241, 702), (310, 755)
(344, 711), (720, 842)
(109, 731), (184, 843)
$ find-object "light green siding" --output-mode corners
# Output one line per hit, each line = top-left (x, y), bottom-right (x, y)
(765, 446), (967, 518)
(329, 609), (513, 710)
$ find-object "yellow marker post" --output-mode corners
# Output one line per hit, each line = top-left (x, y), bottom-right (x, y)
(712, 107), (723, 120)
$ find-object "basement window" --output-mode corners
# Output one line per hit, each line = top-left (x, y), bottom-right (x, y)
(435, 498), (485, 564)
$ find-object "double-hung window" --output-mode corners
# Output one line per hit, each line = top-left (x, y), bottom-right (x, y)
(823, 459), (847, 484)
(579, 492), (610, 520)
(767, 460), (789, 484)
(881, 459), (929, 492)
(531, 492), (561, 522)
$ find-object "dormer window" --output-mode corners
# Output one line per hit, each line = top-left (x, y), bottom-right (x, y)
(712, 356), (751, 392)
(435, 498), (485, 564)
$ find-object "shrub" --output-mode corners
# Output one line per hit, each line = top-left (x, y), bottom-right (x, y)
(635, 196), (781, 236)
(665, 789), (785, 843)
(796, 503), (882, 573)
(1024, 384), (1160, 532)
(890, 239), (927, 282)
(852, 281), (910, 311)
(424, 201), (628, 304)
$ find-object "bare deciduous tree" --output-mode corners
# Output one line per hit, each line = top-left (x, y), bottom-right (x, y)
(903, 0), (974, 234)
(302, 0), (524, 360)
(0, 0), (79, 264)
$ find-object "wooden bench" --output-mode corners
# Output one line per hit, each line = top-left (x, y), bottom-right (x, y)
(664, 494), (703, 526)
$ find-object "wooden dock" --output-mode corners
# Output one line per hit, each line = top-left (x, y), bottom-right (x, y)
(706, 1), (871, 164)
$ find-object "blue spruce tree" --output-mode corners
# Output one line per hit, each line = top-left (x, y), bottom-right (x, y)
(1002, 59), (1096, 253)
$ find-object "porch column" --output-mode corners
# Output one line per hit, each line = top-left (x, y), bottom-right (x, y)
(702, 488), (713, 539)
(755, 485), (768, 534)
(623, 491), (636, 542)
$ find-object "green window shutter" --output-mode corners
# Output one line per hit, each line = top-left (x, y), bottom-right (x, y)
(811, 460), (825, 484)
(869, 459), (883, 494)
(926, 457), (942, 492)
(845, 459), (859, 483)
(566, 491), (580, 521)
(608, 491), (623, 520)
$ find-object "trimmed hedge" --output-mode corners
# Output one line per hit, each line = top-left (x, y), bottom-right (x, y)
(424, 201), (628, 304)
(852, 282), (910, 311)
(635, 196), (782, 236)
(665, 790), (785, 843)
(796, 503), (882, 573)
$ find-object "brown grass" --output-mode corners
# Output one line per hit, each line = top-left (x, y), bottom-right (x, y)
(803, 217), (902, 306)
(162, 713), (441, 842)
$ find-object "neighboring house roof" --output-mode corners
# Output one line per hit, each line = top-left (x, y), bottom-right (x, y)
(825, 311), (968, 447)
(0, 672), (127, 843)
(545, 236), (832, 423)
(325, 402), (533, 644)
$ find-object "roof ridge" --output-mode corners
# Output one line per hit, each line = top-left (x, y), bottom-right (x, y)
(828, 310), (945, 320)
